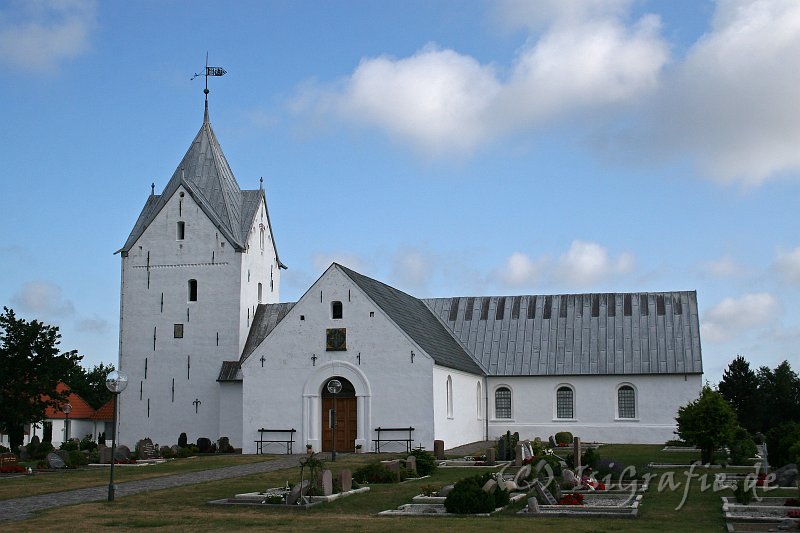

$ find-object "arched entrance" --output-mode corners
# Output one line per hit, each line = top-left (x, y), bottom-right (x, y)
(321, 376), (357, 452)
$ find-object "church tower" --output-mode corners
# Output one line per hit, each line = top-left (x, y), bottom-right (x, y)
(116, 100), (285, 447)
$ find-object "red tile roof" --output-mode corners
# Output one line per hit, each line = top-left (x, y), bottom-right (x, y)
(92, 399), (115, 421)
(43, 382), (97, 419)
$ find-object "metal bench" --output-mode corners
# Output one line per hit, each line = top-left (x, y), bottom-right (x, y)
(255, 428), (296, 454)
(373, 426), (414, 453)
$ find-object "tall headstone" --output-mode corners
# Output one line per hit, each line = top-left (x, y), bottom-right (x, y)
(286, 480), (310, 505)
(498, 438), (507, 461)
(433, 440), (445, 460)
(382, 460), (401, 481)
(406, 456), (417, 476)
(338, 469), (352, 492)
(485, 447), (496, 464)
(197, 437), (212, 453)
(515, 443), (524, 467)
(321, 469), (333, 496)
(573, 436), (581, 471)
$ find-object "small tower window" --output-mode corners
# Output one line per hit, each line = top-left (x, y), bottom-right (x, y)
(446, 376), (453, 418)
(257, 283), (263, 303)
(260, 227), (265, 250)
(332, 301), (343, 319)
(177, 221), (185, 240)
(188, 279), (198, 302)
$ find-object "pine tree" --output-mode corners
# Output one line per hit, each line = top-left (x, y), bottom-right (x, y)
(718, 355), (761, 433)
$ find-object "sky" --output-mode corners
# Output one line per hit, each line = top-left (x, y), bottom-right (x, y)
(0, 0), (797, 384)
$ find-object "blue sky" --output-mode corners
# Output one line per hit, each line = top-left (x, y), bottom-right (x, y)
(1, 0), (797, 383)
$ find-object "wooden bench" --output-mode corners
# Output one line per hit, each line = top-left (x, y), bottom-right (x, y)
(373, 426), (414, 453)
(255, 428), (296, 454)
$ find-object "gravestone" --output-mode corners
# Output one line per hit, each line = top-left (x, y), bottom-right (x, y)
(382, 460), (401, 481)
(433, 440), (445, 460)
(486, 447), (496, 464)
(178, 432), (187, 448)
(573, 437), (581, 471)
(197, 437), (212, 453)
(527, 497), (540, 513)
(218, 437), (234, 453)
(532, 479), (558, 505)
(438, 484), (454, 497)
(30, 435), (40, 447)
(498, 438), (507, 461)
(514, 443), (524, 466)
(548, 435), (557, 448)
(115, 445), (131, 461)
(0, 452), (19, 468)
(338, 469), (352, 492)
(321, 469), (333, 496)
(482, 478), (497, 494)
(562, 468), (578, 487)
(46, 452), (66, 469)
(137, 438), (158, 459)
(55, 450), (69, 463)
(99, 445), (111, 464)
(286, 480), (310, 505)
(18, 447), (30, 461)
(773, 464), (798, 487)
(405, 455), (417, 476)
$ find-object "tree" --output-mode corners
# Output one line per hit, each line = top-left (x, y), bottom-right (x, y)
(757, 361), (800, 431)
(66, 362), (115, 409)
(718, 355), (761, 433)
(0, 307), (82, 451)
(676, 386), (738, 464)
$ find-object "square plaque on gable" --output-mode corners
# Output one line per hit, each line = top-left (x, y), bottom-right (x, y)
(326, 328), (346, 351)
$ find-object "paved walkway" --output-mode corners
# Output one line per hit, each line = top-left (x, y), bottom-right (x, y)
(0, 455), (302, 523)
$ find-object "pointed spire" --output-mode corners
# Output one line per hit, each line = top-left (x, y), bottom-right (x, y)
(260, 176), (263, 190)
(151, 183), (155, 196)
(204, 98), (210, 124)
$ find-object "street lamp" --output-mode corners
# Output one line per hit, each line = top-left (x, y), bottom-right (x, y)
(62, 403), (72, 443)
(105, 370), (128, 502)
(326, 379), (342, 462)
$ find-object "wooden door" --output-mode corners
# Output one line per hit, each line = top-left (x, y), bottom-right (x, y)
(321, 396), (357, 452)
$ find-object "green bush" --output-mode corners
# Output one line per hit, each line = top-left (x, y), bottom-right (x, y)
(353, 462), (398, 484)
(79, 435), (97, 452)
(582, 447), (601, 469)
(734, 481), (753, 505)
(408, 448), (438, 476)
(59, 440), (79, 451)
(729, 427), (757, 465)
(554, 432), (573, 446)
(176, 445), (199, 458)
(31, 442), (54, 460)
(0, 444), (9, 453)
(532, 453), (562, 477)
(67, 450), (86, 466)
(444, 475), (496, 514)
(766, 421), (800, 467)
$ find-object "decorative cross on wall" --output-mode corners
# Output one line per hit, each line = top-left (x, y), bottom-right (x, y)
(357, 352), (361, 365)
(193, 398), (201, 413)
(260, 355), (266, 368)
(311, 354), (318, 367)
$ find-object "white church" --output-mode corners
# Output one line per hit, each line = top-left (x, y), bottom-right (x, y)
(116, 101), (703, 453)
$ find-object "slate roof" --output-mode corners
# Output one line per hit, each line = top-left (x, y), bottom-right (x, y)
(217, 361), (243, 382)
(423, 292), (702, 376)
(338, 265), (485, 375)
(117, 103), (285, 268)
(233, 266), (702, 379)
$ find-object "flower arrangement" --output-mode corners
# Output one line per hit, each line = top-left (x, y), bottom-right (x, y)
(0, 465), (26, 474)
(558, 493), (584, 506)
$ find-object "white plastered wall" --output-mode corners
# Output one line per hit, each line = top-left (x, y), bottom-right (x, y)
(486, 373), (702, 444)
(241, 265), (436, 453)
(432, 365), (485, 449)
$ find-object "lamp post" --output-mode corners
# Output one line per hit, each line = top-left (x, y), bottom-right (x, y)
(326, 379), (342, 462)
(62, 403), (72, 443)
(105, 370), (128, 502)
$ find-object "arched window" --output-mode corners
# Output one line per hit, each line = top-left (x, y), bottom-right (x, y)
(259, 227), (265, 250)
(617, 385), (636, 419)
(446, 376), (453, 418)
(257, 283), (263, 303)
(477, 382), (483, 420)
(177, 221), (185, 240)
(495, 387), (512, 419)
(331, 301), (343, 319)
(188, 279), (197, 302)
(556, 386), (574, 419)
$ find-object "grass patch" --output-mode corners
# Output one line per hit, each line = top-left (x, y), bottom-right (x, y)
(5, 447), (788, 532)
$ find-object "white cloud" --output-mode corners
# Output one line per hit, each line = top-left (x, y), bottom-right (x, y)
(291, 5), (667, 156)
(555, 240), (634, 287)
(703, 255), (747, 278)
(775, 246), (800, 284)
(11, 280), (75, 318)
(0, 0), (96, 73)
(701, 292), (782, 343)
(391, 248), (434, 292)
(495, 252), (545, 287)
(646, 0), (800, 186)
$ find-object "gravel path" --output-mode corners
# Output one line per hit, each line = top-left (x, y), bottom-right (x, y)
(0, 455), (302, 522)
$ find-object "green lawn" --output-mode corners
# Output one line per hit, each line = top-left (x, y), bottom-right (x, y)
(5, 446), (796, 532)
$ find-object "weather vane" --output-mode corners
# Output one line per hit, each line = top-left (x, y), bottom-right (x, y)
(191, 52), (227, 100)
